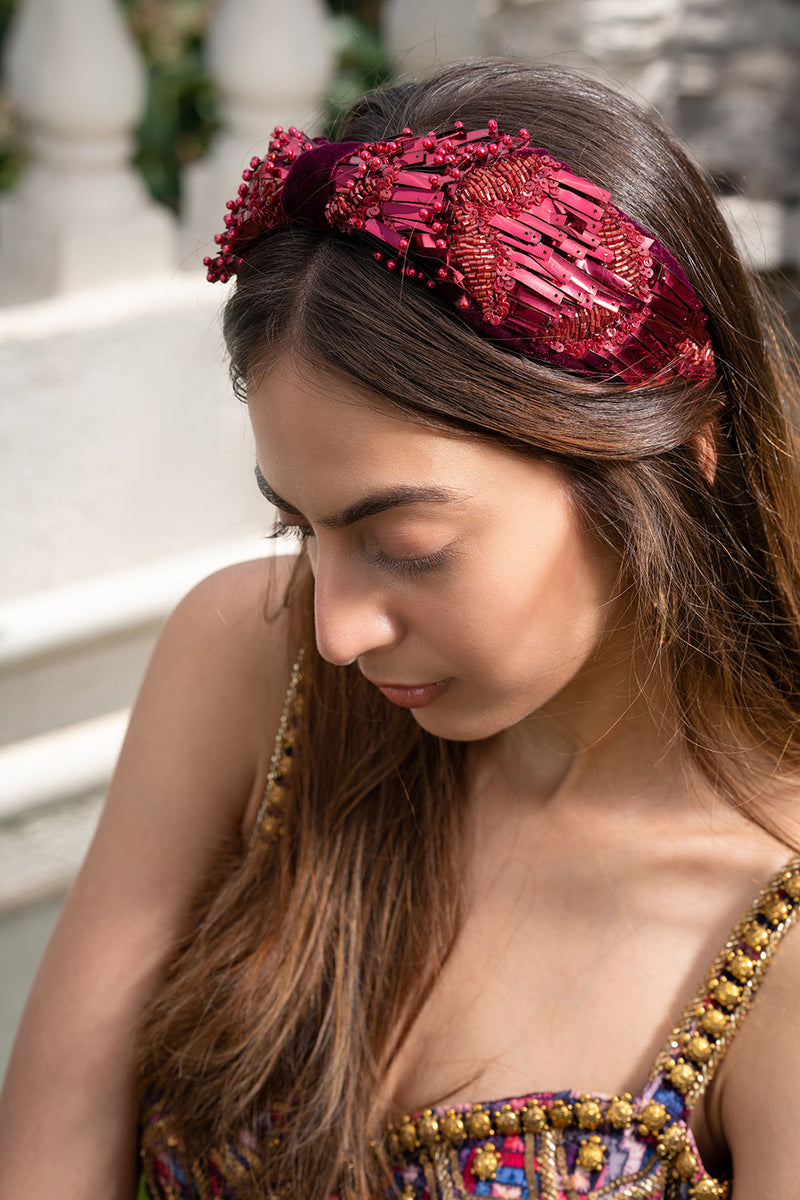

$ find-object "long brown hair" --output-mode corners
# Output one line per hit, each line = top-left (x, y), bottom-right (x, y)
(136, 61), (800, 1197)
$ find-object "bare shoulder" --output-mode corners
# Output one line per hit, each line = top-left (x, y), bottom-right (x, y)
(0, 554), (304, 1192)
(145, 552), (303, 838)
(717, 853), (800, 1194)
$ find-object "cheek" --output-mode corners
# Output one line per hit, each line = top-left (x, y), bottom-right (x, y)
(453, 529), (614, 683)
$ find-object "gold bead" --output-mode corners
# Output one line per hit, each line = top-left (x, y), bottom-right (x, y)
(741, 921), (770, 952)
(699, 1008), (728, 1039)
(672, 1148), (699, 1180)
(607, 1094), (634, 1129)
(262, 814), (282, 841)
(575, 1096), (604, 1130)
(577, 1135), (606, 1173)
(638, 1101), (669, 1135)
(386, 1130), (401, 1159)
(657, 1125), (687, 1158)
(667, 1058), (698, 1094)
(398, 1117), (418, 1152)
(521, 1100), (547, 1133)
(725, 950), (755, 983)
(441, 1109), (466, 1145)
(761, 895), (791, 925)
(685, 1033), (713, 1064)
(494, 1104), (521, 1136)
(472, 1142), (500, 1181)
(711, 978), (741, 1010)
(782, 870), (800, 902)
(467, 1105), (493, 1139)
(690, 1179), (725, 1199)
(417, 1109), (440, 1146)
(548, 1099), (573, 1129)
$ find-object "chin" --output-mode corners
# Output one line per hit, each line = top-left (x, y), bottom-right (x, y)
(408, 702), (519, 743)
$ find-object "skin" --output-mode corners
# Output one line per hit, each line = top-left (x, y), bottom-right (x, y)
(250, 355), (800, 1190)
(1, 352), (798, 1197)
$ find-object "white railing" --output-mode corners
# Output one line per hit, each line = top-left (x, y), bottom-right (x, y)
(0, 0), (335, 922)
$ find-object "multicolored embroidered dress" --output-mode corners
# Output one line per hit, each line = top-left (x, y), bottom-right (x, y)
(139, 661), (800, 1200)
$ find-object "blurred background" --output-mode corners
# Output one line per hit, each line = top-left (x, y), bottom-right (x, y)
(0, 0), (798, 1080)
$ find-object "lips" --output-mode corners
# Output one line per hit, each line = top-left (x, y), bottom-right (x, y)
(363, 677), (453, 709)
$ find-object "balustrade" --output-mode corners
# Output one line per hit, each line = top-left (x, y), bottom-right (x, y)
(180, 0), (335, 266)
(0, 0), (175, 304)
(383, 0), (481, 77)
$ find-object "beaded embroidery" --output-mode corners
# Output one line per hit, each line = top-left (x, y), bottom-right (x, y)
(248, 647), (304, 849)
(139, 662), (800, 1198)
(204, 124), (715, 385)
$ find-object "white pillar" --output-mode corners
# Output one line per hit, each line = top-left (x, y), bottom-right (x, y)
(383, 0), (482, 78)
(180, 0), (335, 267)
(0, 0), (175, 306)
(478, 0), (585, 66)
(478, 0), (682, 119)
(580, 0), (684, 116)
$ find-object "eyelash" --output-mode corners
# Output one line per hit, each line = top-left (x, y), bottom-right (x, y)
(370, 547), (452, 579)
(268, 520), (312, 544)
(268, 521), (452, 578)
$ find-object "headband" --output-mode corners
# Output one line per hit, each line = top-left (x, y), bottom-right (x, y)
(205, 122), (715, 385)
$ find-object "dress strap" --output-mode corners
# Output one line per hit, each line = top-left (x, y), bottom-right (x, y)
(249, 647), (305, 850)
(646, 855), (800, 1114)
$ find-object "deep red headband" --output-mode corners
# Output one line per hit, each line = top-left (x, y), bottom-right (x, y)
(205, 121), (715, 385)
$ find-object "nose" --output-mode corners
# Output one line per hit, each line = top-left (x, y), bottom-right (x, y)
(312, 554), (403, 666)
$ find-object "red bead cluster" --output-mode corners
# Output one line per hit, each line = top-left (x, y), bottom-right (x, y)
(205, 120), (715, 385)
(203, 125), (315, 283)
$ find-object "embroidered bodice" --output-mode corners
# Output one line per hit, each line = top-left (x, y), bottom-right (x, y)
(138, 661), (800, 1200)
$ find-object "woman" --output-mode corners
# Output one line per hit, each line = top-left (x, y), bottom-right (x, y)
(1, 60), (799, 1199)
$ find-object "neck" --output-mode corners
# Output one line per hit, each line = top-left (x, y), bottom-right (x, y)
(469, 620), (695, 817)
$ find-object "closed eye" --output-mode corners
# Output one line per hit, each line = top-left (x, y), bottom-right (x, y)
(268, 520), (313, 544)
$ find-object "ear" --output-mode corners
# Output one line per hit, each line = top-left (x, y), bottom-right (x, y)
(690, 422), (717, 485)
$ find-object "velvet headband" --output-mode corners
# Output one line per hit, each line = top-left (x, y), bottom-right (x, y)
(205, 122), (716, 385)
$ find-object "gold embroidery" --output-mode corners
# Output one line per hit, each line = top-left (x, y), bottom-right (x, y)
(431, 1142), (460, 1200)
(472, 1142), (500, 1181)
(607, 1094), (634, 1129)
(684, 1033), (712, 1064)
(466, 1104), (493, 1139)
(440, 1109), (466, 1145)
(638, 1101), (669, 1136)
(494, 1102), (521, 1135)
(576, 1095), (604, 1130)
(577, 1134), (607, 1172)
(523, 1129), (540, 1199)
(250, 648), (304, 848)
(648, 855), (800, 1112)
(548, 1098), (573, 1129)
(537, 1127), (561, 1200)
(522, 1098), (548, 1132)
(447, 1144), (471, 1198)
(417, 1109), (440, 1147)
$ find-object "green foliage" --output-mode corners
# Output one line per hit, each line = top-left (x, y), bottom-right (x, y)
(0, 0), (22, 191)
(325, 11), (394, 137)
(122, 0), (219, 212)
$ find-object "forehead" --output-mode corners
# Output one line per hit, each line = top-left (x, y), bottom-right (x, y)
(247, 356), (493, 490)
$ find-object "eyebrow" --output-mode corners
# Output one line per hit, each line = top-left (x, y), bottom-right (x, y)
(254, 464), (460, 529)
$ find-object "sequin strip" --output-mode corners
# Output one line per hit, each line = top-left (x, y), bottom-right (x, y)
(538, 1127), (561, 1200)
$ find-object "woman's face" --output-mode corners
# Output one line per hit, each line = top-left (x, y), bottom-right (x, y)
(248, 356), (626, 742)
